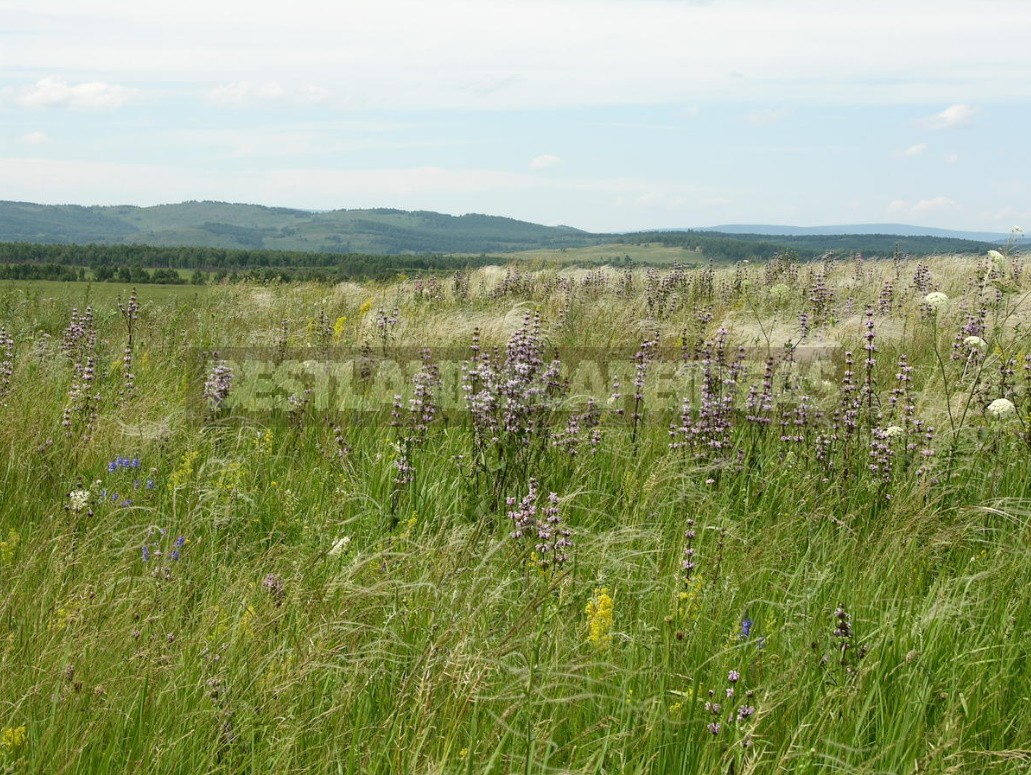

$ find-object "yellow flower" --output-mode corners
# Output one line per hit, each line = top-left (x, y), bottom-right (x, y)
(216, 461), (245, 493)
(585, 587), (614, 649)
(0, 725), (26, 754)
(333, 316), (348, 340)
(170, 449), (201, 490)
(253, 429), (274, 455)
(48, 605), (76, 633)
(358, 300), (373, 316)
(677, 575), (705, 625)
(0, 530), (19, 565)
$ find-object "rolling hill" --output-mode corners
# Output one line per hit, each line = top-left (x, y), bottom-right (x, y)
(0, 200), (1009, 260)
(0, 201), (599, 255)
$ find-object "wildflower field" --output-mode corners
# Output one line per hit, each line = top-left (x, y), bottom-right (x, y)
(1, 250), (1030, 773)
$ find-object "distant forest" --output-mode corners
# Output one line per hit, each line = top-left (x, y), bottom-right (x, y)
(0, 243), (501, 284)
(0, 226), (1007, 285)
(622, 231), (999, 261)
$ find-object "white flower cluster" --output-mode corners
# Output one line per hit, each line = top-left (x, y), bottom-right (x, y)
(963, 336), (987, 349)
(986, 398), (1016, 420)
(883, 425), (905, 439)
(68, 489), (90, 512)
(328, 536), (351, 556)
(923, 292), (949, 311)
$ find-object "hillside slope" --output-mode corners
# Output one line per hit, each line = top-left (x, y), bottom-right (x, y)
(0, 201), (597, 254)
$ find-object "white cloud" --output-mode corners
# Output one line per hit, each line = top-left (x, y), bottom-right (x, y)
(945, 153), (960, 164)
(529, 154), (560, 170)
(889, 196), (959, 217)
(19, 131), (48, 145)
(171, 124), (442, 159)
(205, 81), (330, 107)
(4, 2), (1031, 110)
(920, 104), (978, 130)
(634, 191), (688, 210)
(913, 196), (958, 214)
(745, 107), (790, 126)
(18, 77), (138, 110)
(902, 143), (927, 157)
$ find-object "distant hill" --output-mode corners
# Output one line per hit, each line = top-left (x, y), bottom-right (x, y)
(0, 201), (598, 255)
(627, 228), (1000, 261)
(0, 200), (1008, 259)
(701, 223), (1010, 243)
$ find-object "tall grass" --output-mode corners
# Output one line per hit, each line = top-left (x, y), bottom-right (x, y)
(1, 253), (1030, 773)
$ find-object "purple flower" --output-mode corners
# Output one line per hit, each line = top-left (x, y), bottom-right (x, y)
(740, 616), (753, 639)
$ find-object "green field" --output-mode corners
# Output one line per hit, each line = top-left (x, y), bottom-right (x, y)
(505, 242), (705, 266)
(0, 279), (208, 307)
(1, 252), (1030, 772)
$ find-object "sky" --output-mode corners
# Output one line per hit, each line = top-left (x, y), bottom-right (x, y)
(1, 0), (1030, 234)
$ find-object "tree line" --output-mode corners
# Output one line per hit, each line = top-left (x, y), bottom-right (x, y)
(0, 242), (503, 284)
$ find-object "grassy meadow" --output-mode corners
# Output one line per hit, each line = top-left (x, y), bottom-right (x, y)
(504, 242), (704, 266)
(1, 253), (1030, 773)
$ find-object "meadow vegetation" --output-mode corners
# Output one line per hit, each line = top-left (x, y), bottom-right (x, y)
(0, 249), (1030, 773)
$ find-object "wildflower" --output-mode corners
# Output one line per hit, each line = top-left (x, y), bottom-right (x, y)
(0, 725), (27, 754)
(262, 573), (285, 605)
(883, 425), (904, 439)
(585, 587), (614, 649)
(0, 530), (18, 565)
(328, 536), (351, 556)
(204, 358), (234, 409)
(963, 335), (987, 349)
(536, 491), (572, 571)
(740, 616), (753, 639)
(986, 398), (1016, 420)
(1012, 226), (1024, 235)
(68, 489), (90, 512)
(923, 292), (949, 311)
(987, 249), (1006, 263)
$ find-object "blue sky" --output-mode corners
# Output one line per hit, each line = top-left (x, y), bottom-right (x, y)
(2, 0), (1030, 233)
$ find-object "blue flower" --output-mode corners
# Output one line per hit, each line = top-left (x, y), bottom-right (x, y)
(740, 616), (753, 640)
(142, 545), (150, 562)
